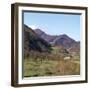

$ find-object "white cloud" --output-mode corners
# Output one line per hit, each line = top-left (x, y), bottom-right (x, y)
(29, 25), (38, 29)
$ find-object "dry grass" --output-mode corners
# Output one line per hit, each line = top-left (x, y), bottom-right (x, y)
(24, 47), (80, 77)
(24, 57), (80, 77)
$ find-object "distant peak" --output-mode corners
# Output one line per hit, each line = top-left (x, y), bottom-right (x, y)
(35, 28), (43, 31)
(29, 25), (38, 29)
(35, 28), (45, 35)
(61, 34), (68, 37)
(60, 34), (75, 41)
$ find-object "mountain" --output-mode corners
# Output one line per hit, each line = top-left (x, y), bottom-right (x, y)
(24, 25), (52, 57)
(67, 41), (80, 54)
(35, 28), (80, 49)
(35, 29), (58, 43)
(24, 25), (80, 57)
(51, 34), (77, 49)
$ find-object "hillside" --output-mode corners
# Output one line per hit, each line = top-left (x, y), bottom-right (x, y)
(24, 25), (52, 57)
(24, 25), (80, 77)
(35, 29), (58, 43)
(35, 28), (80, 50)
(24, 25), (80, 57)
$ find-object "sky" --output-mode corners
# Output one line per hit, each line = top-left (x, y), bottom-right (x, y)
(24, 12), (80, 41)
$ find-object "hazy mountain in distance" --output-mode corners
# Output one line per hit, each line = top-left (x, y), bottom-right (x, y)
(35, 28), (80, 49)
(51, 34), (77, 49)
(35, 29), (58, 43)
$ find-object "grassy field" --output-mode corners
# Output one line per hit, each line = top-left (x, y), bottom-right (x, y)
(23, 46), (80, 77)
(23, 53), (80, 77)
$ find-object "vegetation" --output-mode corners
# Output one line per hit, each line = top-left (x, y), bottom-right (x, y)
(24, 57), (80, 77)
(23, 25), (80, 77)
(23, 48), (80, 77)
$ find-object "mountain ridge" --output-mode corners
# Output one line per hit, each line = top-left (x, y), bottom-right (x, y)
(34, 28), (80, 50)
(24, 25), (80, 57)
(24, 25), (52, 57)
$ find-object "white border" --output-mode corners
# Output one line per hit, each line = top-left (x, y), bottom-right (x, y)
(18, 6), (86, 84)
